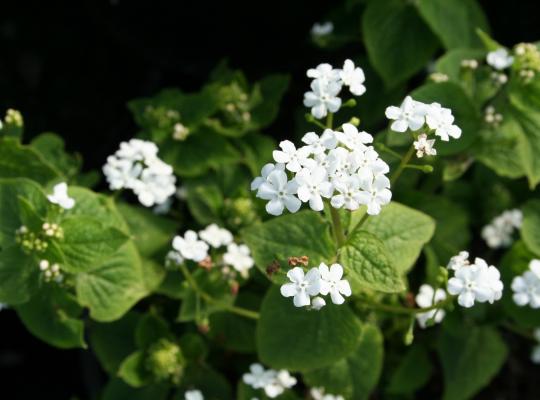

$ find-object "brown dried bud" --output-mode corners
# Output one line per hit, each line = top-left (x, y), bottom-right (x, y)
(288, 255), (309, 267)
(266, 260), (281, 276)
(198, 257), (213, 270)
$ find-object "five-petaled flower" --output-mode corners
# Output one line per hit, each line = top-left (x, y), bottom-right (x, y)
(280, 267), (321, 307)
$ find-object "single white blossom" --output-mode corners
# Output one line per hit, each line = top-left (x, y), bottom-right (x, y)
(487, 48), (514, 70)
(339, 59), (366, 96)
(447, 251), (470, 271)
(47, 182), (75, 210)
(330, 175), (363, 211)
(415, 284), (447, 328)
(256, 170), (301, 216)
(318, 263), (352, 305)
(307, 63), (340, 83)
(304, 79), (342, 119)
(413, 133), (437, 158)
(199, 224), (233, 248)
(273, 140), (311, 173)
(172, 230), (209, 262)
(302, 130), (338, 154)
(296, 166), (333, 211)
(335, 123), (373, 151)
(243, 364), (275, 389)
(511, 259), (540, 308)
(385, 96), (427, 132)
(425, 103), (462, 141)
(251, 163), (285, 191)
(184, 390), (203, 400)
(357, 174), (392, 215)
(280, 267), (322, 307)
(223, 243), (254, 278)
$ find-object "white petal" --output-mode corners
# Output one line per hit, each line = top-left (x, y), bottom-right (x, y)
(280, 283), (298, 298)
(266, 199), (284, 215)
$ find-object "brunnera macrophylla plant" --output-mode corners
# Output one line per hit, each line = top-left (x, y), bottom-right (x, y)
(3, 7), (540, 400)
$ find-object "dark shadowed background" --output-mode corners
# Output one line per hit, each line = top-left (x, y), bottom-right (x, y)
(1, 1), (539, 398)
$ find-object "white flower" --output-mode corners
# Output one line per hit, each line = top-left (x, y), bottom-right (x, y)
(307, 63), (340, 83)
(385, 96), (427, 132)
(184, 390), (203, 400)
(165, 250), (184, 266)
(296, 166), (333, 211)
(304, 79), (342, 119)
(357, 174), (392, 215)
(311, 22), (333, 37)
(199, 224), (233, 248)
(339, 59), (366, 96)
(350, 147), (389, 178)
(243, 364), (275, 389)
(487, 48), (514, 70)
(257, 170), (301, 216)
(413, 133), (437, 158)
(415, 284), (447, 328)
(511, 259), (540, 308)
(447, 257), (503, 308)
(172, 230), (209, 262)
(280, 267), (321, 307)
(47, 182), (75, 209)
(481, 209), (522, 249)
(425, 103), (462, 141)
(335, 123), (373, 151)
(302, 130), (338, 154)
(310, 387), (345, 400)
(311, 296), (326, 310)
(134, 159), (176, 206)
(272, 140), (311, 173)
(251, 163), (285, 191)
(330, 175), (363, 210)
(223, 243), (254, 278)
(318, 263), (351, 305)
(447, 251), (470, 271)
(265, 371), (297, 398)
(173, 123), (189, 141)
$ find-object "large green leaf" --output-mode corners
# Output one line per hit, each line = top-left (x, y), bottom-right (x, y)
(386, 344), (433, 395)
(355, 202), (435, 273)
(341, 230), (405, 293)
(438, 325), (507, 400)
(250, 74), (290, 128)
(256, 287), (361, 371)
(0, 246), (37, 304)
(303, 324), (383, 399)
(30, 132), (81, 179)
(242, 211), (336, 282)
(521, 200), (540, 256)
(411, 82), (481, 155)
(68, 187), (127, 230)
(417, 0), (489, 49)
(118, 351), (153, 388)
(16, 286), (85, 349)
(363, 0), (439, 87)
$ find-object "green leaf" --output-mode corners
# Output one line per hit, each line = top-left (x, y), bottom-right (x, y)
(521, 200), (540, 256)
(135, 313), (171, 348)
(177, 365), (233, 400)
(250, 74), (290, 128)
(411, 82), (481, 155)
(256, 287), (361, 371)
(242, 211), (336, 282)
(118, 351), (153, 388)
(209, 311), (256, 353)
(59, 216), (130, 273)
(102, 378), (169, 400)
(363, 0), (439, 87)
(89, 311), (140, 374)
(16, 286), (85, 349)
(341, 230), (405, 293)
(303, 324), (383, 399)
(435, 48), (486, 81)
(184, 178), (224, 225)
(75, 243), (149, 321)
(0, 246), (37, 304)
(438, 325), (507, 400)
(476, 28), (503, 51)
(387, 344), (433, 395)
(356, 202), (435, 273)
(117, 202), (178, 258)
(417, 0), (489, 49)
(30, 132), (81, 178)
(235, 133), (275, 176)
(68, 186), (127, 230)
(0, 138), (62, 184)
(178, 333), (208, 362)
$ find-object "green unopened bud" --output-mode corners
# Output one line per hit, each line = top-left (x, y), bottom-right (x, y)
(342, 98), (357, 108)
(146, 338), (184, 384)
(404, 318), (415, 345)
(436, 266), (449, 286)
(349, 117), (361, 126)
(421, 165), (434, 173)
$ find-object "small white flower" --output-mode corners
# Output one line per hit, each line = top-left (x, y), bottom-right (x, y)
(511, 259), (540, 308)
(482, 209), (522, 249)
(425, 103), (462, 141)
(243, 364), (274, 389)
(311, 296), (326, 310)
(296, 166), (333, 211)
(318, 263), (351, 305)
(251, 163), (285, 191)
(184, 390), (204, 400)
(273, 140), (311, 173)
(447, 251), (470, 271)
(307, 63), (340, 83)
(172, 230), (209, 262)
(357, 174), (392, 215)
(199, 224), (233, 248)
(173, 123), (189, 141)
(264, 371), (297, 398)
(339, 59), (366, 96)
(304, 79), (342, 119)
(302, 130), (338, 154)
(311, 22), (333, 37)
(385, 96), (427, 132)
(257, 170), (301, 216)
(413, 133), (437, 158)
(335, 123), (373, 151)
(330, 175), (363, 210)
(415, 284), (447, 328)
(280, 267), (322, 307)
(47, 182), (75, 210)
(223, 243), (254, 278)
(487, 48), (514, 70)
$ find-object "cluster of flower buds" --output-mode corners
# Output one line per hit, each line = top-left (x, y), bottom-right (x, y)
(514, 43), (540, 83)
(15, 226), (48, 252)
(484, 105), (503, 127)
(39, 259), (63, 283)
(42, 222), (63, 239)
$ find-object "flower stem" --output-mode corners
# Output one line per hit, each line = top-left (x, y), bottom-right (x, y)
(305, 114), (327, 130)
(374, 143), (403, 160)
(390, 144), (415, 185)
(326, 112), (334, 129)
(329, 206), (347, 248)
(348, 211), (369, 238)
(356, 296), (453, 315)
(178, 263), (260, 320)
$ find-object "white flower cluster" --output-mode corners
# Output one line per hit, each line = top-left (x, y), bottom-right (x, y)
(103, 139), (176, 207)
(481, 209), (522, 249)
(242, 363), (297, 398)
(303, 60), (366, 119)
(511, 259), (540, 308)
(169, 224), (254, 277)
(184, 390), (203, 400)
(415, 284), (447, 328)
(251, 124), (391, 216)
(280, 263), (351, 309)
(487, 48), (514, 71)
(47, 182), (75, 210)
(446, 251), (503, 308)
(413, 134), (436, 158)
(385, 96), (462, 146)
(531, 328), (540, 364)
(484, 105), (503, 127)
(310, 387), (345, 400)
